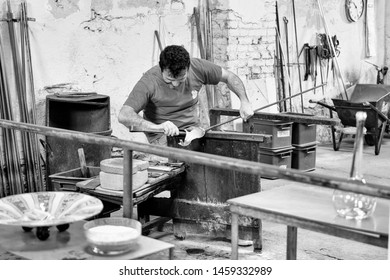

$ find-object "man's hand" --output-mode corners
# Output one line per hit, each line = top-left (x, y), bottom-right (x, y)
(157, 121), (180, 136)
(240, 101), (254, 122)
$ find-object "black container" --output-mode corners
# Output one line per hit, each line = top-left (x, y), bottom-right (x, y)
(45, 94), (112, 189)
(46, 94), (110, 132)
(283, 113), (317, 146)
(243, 119), (293, 149)
(291, 142), (317, 171)
(259, 146), (293, 179)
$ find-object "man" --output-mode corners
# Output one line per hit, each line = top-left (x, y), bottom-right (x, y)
(118, 45), (254, 144)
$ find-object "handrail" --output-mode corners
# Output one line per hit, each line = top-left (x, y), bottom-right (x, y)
(1, 118), (390, 215)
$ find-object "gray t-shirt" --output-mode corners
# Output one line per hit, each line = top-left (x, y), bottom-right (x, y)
(125, 58), (222, 129)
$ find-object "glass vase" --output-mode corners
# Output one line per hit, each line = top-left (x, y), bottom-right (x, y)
(331, 111), (377, 220)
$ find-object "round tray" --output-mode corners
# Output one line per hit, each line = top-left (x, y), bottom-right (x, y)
(0, 191), (103, 227)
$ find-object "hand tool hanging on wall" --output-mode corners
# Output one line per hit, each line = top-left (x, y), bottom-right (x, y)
(283, 17), (292, 111)
(302, 44), (318, 82)
(292, 0), (304, 113)
(316, 0), (348, 100)
(275, 2), (287, 112)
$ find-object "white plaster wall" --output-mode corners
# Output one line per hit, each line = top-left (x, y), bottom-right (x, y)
(1, 0), (199, 141)
(1, 0), (279, 141)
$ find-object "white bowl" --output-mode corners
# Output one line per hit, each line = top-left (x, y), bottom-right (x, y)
(83, 217), (141, 255)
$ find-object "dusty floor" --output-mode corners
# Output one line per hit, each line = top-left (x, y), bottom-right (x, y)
(144, 136), (390, 260)
(0, 136), (389, 260)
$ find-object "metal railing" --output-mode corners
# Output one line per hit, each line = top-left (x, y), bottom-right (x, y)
(1, 118), (390, 219)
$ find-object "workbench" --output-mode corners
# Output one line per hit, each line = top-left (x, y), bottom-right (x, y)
(228, 185), (389, 260)
(76, 162), (186, 233)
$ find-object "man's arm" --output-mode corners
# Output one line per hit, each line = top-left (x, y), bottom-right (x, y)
(118, 105), (179, 136)
(220, 68), (254, 121)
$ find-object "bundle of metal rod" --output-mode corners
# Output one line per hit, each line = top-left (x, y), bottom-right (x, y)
(0, 0), (44, 196)
(0, 36), (24, 196)
(6, 0), (34, 194)
(20, 1), (44, 192)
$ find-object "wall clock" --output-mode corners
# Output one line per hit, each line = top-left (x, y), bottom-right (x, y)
(345, 0), (365, 22)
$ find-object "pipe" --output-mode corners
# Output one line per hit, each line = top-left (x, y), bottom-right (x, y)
(283, 17), (292, 111)
(123, 149), (133, 218)
(0, 118), (389, 200)
(275, 2), (287, 112)
(316, 0), (348, 100)
(154, 30), (163, 52)
(292, 0), (304, 112)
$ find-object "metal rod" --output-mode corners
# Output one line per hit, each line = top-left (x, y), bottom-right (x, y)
(206, 84), (326, 132)
(22, 0), (44, 191)
(154, 30), (163, 52)
(283, 17), (292, 111)
(123, 149), (133, 218)
(1, 118), (389, 200)
(0, 17), (24, 194)
(8, 0), (36, 193)
(316, 0), (348, 100)
(292, 0), (304, 112)
(275, 27), (293, 93)
(275, 2), (287, 112)
(194, 7), (205, 59)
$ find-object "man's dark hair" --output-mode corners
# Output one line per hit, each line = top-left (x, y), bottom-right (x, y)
(159, 45), (190, 78)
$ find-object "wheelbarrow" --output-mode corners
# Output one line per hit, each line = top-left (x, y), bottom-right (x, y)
(311, 84), (390, 155)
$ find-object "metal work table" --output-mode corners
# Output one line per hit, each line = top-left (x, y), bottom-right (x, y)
(77, 163), (186, 232)
(0, 221), (174, 260)
(77, 163), (185, 205)
(228, 185), (389, 260)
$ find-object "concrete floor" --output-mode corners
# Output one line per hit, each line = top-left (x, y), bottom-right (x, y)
(0, 136), (389, 260)
(145, 136), (390, 260)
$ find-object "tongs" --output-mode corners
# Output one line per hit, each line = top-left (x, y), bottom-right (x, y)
(131, 126), (205, 147)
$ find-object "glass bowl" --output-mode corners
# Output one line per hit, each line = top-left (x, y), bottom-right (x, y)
(83, 217), (142, 255)
(0, 191), (103, 240)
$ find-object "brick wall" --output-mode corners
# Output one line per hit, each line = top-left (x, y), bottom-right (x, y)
(209, 1), (277, 122)
(212, 3), (276, 79)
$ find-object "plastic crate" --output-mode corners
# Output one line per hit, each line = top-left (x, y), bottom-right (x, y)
(243, 119), (292, 149)
(291, 142), (317, 171)
(49, 166), (100, 191)
(259, 146), (293, 179)
(285, 113), (317, 145)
